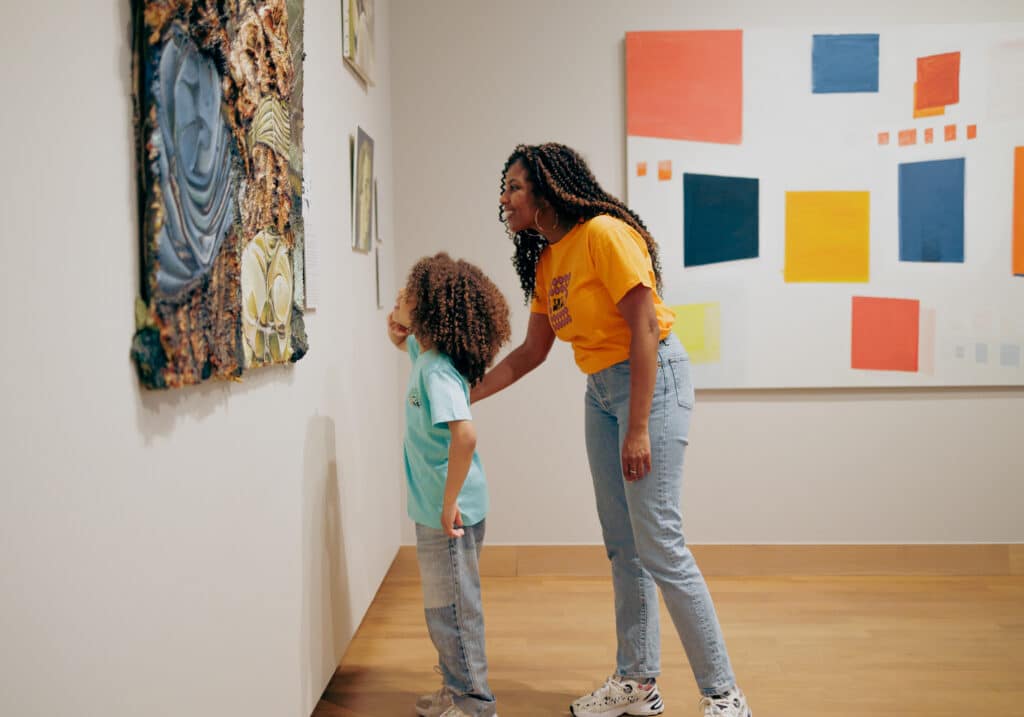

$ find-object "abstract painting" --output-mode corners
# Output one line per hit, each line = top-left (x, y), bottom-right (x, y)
(130, 0), (308, 389)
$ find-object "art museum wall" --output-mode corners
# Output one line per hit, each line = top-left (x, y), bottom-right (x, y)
(390, 0), (1024, 547)
(0, 1), (399, 716)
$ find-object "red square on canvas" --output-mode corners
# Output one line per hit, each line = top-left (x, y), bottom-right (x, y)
(924, 128), (934, 144)
(967, 124), (977, 139)
(916, 52), (960, 110)
(878, 131), (890, 145)
(945, 124), (957, 141)
(626, 30), (743, 144)
(851, 296), (920, 372)
(898, 129), (917, 146)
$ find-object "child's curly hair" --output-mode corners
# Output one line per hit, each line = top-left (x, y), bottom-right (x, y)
(405, 253), (512, 386)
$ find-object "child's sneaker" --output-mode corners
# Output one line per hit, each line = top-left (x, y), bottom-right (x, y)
(569, 675), (664, 716)
(415, 685), (453, 716)
(699, 686), (751, 717)
(437, 705), (498, 717)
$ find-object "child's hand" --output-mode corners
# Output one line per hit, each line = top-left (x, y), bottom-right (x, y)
(441, 502), (464, 538)
(386, 309), (410, 348)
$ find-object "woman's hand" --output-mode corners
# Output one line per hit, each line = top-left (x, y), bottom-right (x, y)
(621, 426), (651, 481)
(441, 501), (465, 538)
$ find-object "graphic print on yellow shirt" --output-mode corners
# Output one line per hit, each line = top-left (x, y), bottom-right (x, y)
(531, 215), (675, 374)
(549, 272), (572, 330)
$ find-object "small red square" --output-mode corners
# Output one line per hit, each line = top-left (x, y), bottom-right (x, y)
(967, 124), (978, 140)
(878, 132), (890, 145)
(851, 296), (920, 372)
(944, 124), (957, 141)
(898, 129), (917, 146)
(924, 128), (934, 144)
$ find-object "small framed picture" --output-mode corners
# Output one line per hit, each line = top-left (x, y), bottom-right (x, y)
(352, 126), (374, 253)
(342, 0), (375, 85)
(373, 178), (381, 242)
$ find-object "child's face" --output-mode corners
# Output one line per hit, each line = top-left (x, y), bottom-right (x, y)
(394, 288), (416, 329)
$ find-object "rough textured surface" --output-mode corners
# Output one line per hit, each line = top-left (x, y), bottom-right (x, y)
(131, 0), (306, 389)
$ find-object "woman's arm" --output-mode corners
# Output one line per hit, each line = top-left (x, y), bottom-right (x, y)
(442, 419), (477, 537)
(469, 312), (555, 403)
(617, 285), (660, 481)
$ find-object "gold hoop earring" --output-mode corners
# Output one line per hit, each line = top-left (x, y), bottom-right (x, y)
(533, 208), (560, 235)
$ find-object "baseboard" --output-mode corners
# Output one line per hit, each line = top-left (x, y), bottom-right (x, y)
(387, 544), (1024, 579)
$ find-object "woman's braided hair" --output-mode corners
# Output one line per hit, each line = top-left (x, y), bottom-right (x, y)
(405, 253), (511, 386)
(499, 142), (663, 304)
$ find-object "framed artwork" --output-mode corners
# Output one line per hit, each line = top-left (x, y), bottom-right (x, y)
(129, 0), (308, 390)
(626, 24), (1024, 388)
(342, 0), (375, 84)
(373, 178), (381, 242)
(352, 126), (374, 253)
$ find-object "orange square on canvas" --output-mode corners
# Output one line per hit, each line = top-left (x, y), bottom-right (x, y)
(657, 160), (672, 181)
(898, 129), (917, 146)
(851, 296), (920, 372)
(916, 52), (960, 110)
(945, 124), (957, 141)
(967, 124), (977, 139)
(637, 162), (647, 177)
(626, 30), (743, 144)
(878, 132), (890, 145)
(913, 82), (946, 117)
(924, 128), (934, 144)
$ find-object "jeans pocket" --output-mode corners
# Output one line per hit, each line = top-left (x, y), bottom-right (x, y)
(666, 357), (695, 409)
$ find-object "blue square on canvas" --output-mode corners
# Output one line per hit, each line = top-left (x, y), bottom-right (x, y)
(684, 173), (759, 267)
(812, 34), (880, 93)
(898, 158), (965, 263)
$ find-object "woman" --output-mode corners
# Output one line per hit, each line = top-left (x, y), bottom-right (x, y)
(470, 144), (752, 717)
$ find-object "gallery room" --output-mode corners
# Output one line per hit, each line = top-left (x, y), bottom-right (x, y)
(2, 1), (1022, 716)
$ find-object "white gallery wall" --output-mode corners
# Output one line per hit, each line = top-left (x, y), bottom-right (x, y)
(0, 1), (401, 716)
(390, 0), (1024, 546)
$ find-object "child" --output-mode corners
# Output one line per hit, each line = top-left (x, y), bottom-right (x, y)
(386, 253), (511, 717)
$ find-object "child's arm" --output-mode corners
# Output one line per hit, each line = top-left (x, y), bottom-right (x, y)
(441, 419), (477, 538)
(386, 309), (410, 351)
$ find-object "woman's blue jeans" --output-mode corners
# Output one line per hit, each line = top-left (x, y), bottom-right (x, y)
(584, 333), (736, 696)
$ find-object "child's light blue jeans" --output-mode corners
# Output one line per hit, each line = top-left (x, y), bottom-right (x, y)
(415, 520), (497, 716)
(584, 333), (736, 696)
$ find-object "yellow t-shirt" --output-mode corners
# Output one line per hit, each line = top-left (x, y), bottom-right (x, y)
(530, 215), (675, 374)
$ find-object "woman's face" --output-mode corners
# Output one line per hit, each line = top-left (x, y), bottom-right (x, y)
(500, 160), (542, 234)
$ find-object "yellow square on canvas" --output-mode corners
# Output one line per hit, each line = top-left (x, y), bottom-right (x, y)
(671, 303), (721, 364)
(784, 191), (870, 282)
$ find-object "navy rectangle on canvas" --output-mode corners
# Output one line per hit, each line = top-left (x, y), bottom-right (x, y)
(812, 34), (880, 93)
(683, 173), (759, 267)
(898, 158), (966, 263)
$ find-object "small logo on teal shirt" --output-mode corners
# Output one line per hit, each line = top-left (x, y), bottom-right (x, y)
(408, 389), (421, 408)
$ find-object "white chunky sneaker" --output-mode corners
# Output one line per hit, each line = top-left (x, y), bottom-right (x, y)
(569, 675), (664, 717)
(699, 686), (751, 717)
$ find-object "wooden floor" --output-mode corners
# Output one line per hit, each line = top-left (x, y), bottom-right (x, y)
(314, 568), (1024, 716)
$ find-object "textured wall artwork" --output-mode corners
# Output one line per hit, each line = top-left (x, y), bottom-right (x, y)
(130, 0), (308, 389)
(626, 24), (1024, 387)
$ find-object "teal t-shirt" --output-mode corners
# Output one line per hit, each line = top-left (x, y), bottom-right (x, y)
(403, 336), (488, 529)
